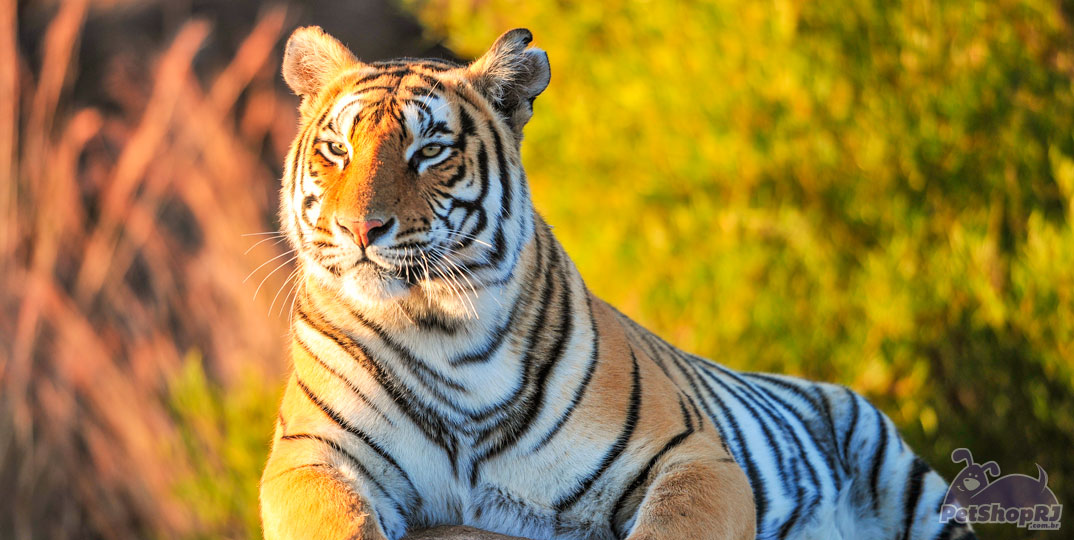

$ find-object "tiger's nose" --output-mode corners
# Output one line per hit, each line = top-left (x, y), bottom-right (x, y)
(336, 217), (391, 248)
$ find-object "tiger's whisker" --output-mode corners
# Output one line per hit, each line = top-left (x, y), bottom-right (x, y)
(280, 271), (302, 318)
(253, 254), (299, 301)
(429, 257), (476, 319)
(270, 266), (302, 316)
(288, 279), (303, 327)
(244, 234), (288, 256)
(445, 229), (493, 248)
(244, 249), (297, 283)
(433, 247), (482, 304)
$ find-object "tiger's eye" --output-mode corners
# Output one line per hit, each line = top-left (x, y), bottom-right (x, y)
(327, 141), (347, 156)
(420, 144), (444, 158)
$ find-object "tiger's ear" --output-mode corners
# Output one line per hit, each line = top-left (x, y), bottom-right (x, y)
(466, 28), (550, 139)
(282, 26), (360, 97)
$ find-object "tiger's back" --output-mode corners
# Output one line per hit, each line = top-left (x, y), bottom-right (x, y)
(260, 26), (975, 540)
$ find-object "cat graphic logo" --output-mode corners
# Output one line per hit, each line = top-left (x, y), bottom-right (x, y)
(940, 448), (1062, 530)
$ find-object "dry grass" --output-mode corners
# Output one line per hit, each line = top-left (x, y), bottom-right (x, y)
(0, 2), (299, 537)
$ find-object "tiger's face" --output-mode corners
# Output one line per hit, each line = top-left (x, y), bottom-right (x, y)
(279, 27), (549, 307)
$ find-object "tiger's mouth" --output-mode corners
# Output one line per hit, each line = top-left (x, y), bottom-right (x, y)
(302, 233), (488, 306)
(308, 244), (437, 288)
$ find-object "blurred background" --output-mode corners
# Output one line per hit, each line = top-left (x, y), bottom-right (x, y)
(1, 0), (1071, 539)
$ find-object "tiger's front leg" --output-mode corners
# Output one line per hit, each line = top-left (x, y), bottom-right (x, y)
(623, 435), (756, 540)
(260, 432), (390, 540)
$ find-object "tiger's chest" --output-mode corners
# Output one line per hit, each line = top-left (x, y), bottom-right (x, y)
(308, 315), (624, 536)
(342, 390), (618, 540)
(388, 433), (621, 540)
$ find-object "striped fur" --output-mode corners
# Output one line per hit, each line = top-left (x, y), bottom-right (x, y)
(260, 27), (977, 540)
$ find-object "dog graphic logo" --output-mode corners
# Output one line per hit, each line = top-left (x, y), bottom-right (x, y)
(940, 448), (1062, 530)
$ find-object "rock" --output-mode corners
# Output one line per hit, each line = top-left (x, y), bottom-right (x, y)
(403, 525), (532, 540)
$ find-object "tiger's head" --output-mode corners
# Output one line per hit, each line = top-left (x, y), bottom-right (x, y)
(279, 27), (549, 311)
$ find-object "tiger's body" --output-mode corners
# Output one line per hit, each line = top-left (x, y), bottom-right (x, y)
(259, 27), (976, 540)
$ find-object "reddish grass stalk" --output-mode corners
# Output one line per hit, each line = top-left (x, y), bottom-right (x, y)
(2, 5), (295, 537)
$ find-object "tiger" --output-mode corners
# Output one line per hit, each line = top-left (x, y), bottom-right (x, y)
(259, 26), (978, 540)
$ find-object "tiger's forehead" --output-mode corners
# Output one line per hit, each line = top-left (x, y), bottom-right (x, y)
(318, 64), (463, 140)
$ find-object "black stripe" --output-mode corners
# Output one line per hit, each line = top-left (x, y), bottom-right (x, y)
(450, 82), (485, 111)
(777, 502), (804, 539)
(265, 462), (333, 481)
(278, 432), (412, 515)
(900, 458), (931, 540)
(677, 394), (694, 431)
(288, 125), (315, 239)
(406, 97), (433, 116)
(528, 292), (602, 452)
(407, 304), (465, 334)
(353, 84), (401, 95)
(813, 387), (846, 474)
(459, 228), (553, 422)
(682, 361), (768, 530)
(476, 263), (570, 435)
(441, 155), (470, 189)
(629, 329), (706, 415)
(296, 307), (459, 454)
(932, 495), (959, 540)
(617, 315), (675, 380)
(933, 521), (957, 540)
(293, 335), (394, 426)
(294, 378), (418, 498)
(472, 229), (561, 408)
(841, 386), (860, 467)
(743, 373), (843, 488)
(450, 147), (490, 245)
(490, 126), (512, 219)
(277, 436), (395, 537)
(450, 229), (546, 367)
(447, 292), (523, 365)
(686, 394), (705, 432)
(714, 370), (831, 509)
(350, 68), (409, 88)
(468, 235), (571, 485)
(553, 349), (641, 511)
(348, 309), (468, 393)
(693, 363), (801, 500)
(608, 407), (695, 538)
(373, 59), (458, 71)
(868, 405), (891, 513)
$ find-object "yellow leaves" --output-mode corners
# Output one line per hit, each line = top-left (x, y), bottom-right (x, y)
(919, 406), (939, 435)
(1049, 144), (1074, 223)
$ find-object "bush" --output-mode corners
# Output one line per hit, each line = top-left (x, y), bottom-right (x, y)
(409, 2), (1074, 538)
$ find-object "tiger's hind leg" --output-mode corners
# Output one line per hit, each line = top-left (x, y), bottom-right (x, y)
(618, 434), (755, 540)
(838, 389), (976, 540)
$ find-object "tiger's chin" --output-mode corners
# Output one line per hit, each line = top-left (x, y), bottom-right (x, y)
(339, 273), (413, 303)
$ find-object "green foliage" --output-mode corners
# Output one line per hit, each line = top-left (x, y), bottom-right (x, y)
(168, 352), (279, 539)
(408, 1), (1074, 537)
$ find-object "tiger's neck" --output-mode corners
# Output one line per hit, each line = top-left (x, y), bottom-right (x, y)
(290, 214), (593, 418)
(297, 214), (553, 335)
